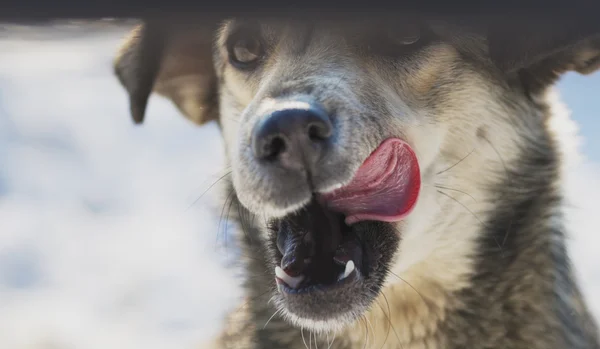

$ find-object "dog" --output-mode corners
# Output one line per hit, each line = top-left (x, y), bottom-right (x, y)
(113, 14), (600, 348)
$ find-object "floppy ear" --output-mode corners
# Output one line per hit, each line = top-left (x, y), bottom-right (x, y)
(113, 20), (219, 125)
(486, 16), (600, 94)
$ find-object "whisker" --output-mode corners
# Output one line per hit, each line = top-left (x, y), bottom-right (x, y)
(302, 327), (309, 349)
(326, 331), (333, 349)
(216, 189), (236, 249)
(372, 298), (391, 349)
(502, 219), (515, 248)
(234, 252), (270, 265)
(436, 189), (487, 228)
(388, 271), (427, 305)
(433, 184), (477, 202)
(381, 292), (403, 349)
(223, 188), (238, 253)
(237, 197), (254, 244)
(480, 135), (516, 250)
(361, 316), (369, 349)
(436, 189), (504, 252)
(365, 315), (376, 347)
(263, 309), (281, 329)
(436, 148), (476, 175)
(185, 170), (232, 211)
(230, 289), (272, 317)
(481, 134), (508, 176)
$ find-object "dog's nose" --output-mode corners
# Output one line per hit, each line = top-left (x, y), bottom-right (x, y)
(252, 105), (333, 170)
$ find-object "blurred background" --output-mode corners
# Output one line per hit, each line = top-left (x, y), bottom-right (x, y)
(0, 22), (598, 349)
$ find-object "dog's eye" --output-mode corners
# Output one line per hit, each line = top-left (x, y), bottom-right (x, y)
(366, 21), (426, 59)
(227, 28), (264, 69)
(232, 37), (262, 64)
(387, 23), (421, 46)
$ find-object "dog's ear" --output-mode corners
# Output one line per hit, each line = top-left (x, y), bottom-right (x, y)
(114, 20), (218, 125)
(486, 16), (600, 94)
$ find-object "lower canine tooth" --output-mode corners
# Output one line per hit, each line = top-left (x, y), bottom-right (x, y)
(338, 260), (355, 281)
(275, 266), (305, 288)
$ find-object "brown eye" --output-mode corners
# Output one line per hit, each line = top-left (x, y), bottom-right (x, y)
(227, 28), (264, 69)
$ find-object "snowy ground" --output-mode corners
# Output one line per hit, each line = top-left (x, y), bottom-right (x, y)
(0, 24), (598, 349)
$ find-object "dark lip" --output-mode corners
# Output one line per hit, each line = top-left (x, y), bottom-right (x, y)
(276, 269), (359, 295)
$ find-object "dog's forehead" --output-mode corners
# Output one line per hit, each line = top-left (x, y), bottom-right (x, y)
(218, 18), (425, 46)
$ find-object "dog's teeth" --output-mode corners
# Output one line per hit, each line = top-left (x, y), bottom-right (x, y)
(338, 260), (355, 281)
(275, 266), (304, 288)
(344, 260), (355, 278)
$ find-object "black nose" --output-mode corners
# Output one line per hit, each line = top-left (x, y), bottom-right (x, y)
(252, 105), (333, 170)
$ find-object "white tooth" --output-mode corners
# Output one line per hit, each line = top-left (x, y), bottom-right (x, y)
(339, 260), (355, 281)
(275, 266), (305, 288)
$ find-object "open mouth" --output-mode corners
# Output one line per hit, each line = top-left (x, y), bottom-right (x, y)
(267, 138), (422, 323)
(268, 199), (401, 324)
(273, 199), (364, 293)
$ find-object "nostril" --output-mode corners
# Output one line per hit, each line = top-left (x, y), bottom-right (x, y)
(270, 136), (286, 156)
(307, 121), (332, 141)
(263, 135), (287, 160)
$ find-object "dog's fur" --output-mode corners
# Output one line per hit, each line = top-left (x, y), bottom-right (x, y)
(113, 15), (600, 348)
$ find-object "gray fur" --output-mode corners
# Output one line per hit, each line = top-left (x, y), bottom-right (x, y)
(113, 16), (600, 349)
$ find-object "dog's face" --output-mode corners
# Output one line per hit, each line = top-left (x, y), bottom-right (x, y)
(214, 19), (506, 330)
(114, 16), (600, 333)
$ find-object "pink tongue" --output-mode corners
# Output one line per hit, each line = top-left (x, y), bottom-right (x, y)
(320, 138), (421, 225)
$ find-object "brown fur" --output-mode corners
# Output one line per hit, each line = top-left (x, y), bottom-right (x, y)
(114, 15), (600, 349)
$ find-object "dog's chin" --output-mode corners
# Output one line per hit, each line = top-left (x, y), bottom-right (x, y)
(266, 199), (400, 333)
(275, 303), (370, 334)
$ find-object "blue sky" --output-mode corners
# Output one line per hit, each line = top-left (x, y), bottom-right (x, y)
(557, 71), (600, 162)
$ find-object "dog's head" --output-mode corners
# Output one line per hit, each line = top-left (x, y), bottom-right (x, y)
(114, 15), (600, 333)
